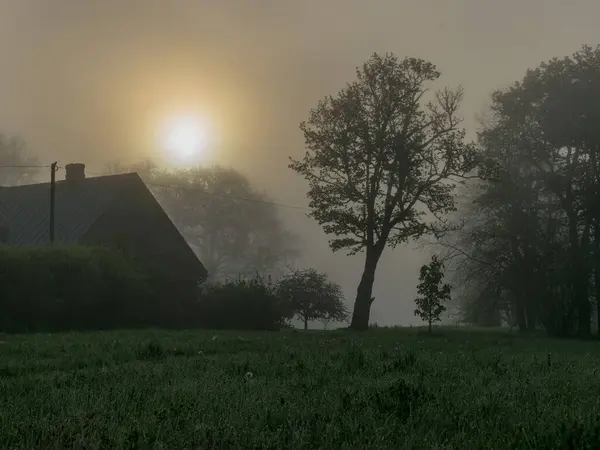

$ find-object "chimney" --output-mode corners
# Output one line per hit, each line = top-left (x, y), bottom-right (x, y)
(65, 163), (85, 182)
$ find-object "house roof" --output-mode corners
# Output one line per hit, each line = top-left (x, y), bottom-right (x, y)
(0, 173), (138, 245)
(0, 173), (208, 282)
(0, 172), (208, 284)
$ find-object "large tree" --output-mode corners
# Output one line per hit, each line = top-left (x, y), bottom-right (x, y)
(290, 53), (476, 330)
(108, 161), (299, 281)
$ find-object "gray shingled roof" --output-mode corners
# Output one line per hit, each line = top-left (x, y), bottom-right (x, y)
(0, 173), (138, 245)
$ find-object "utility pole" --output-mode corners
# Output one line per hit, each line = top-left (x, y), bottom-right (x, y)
(49, 162), (57, 244)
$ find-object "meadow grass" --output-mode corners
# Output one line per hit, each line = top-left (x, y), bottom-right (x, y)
(1, 327), (600, 449)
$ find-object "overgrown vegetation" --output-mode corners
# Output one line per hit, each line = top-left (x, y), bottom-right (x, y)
(1, 329), (599, 449)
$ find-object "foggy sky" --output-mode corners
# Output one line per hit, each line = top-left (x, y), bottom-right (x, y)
(1, 0), (599, 325)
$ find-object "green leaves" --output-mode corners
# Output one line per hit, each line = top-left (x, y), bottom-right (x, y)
(414, 255), (450, 329)
(276, 269), (349, 327)
(451, 44), (600, 335)
(290, 52), (474, 256)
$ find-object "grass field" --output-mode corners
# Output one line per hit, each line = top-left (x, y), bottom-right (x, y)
(1, 328), (600, 449)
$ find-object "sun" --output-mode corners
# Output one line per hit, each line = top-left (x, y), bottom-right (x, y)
(159, 115), (209, 163)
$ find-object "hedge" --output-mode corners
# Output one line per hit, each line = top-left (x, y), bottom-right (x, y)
(0, 244), (153, 332)
(0, 246), (294, 333)
(195, 276), (293, 330)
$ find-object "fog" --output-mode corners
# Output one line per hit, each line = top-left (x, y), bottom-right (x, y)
(1, 0), (599, 326)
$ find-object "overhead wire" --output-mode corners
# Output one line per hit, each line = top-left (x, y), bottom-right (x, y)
(0, 164), (51, 168)
(0, 164), (311, 211)
(84, 169), (312, 212)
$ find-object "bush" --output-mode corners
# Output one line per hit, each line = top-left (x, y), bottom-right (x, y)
(195, 275), (292, 330)
(0, 244), (153, 332)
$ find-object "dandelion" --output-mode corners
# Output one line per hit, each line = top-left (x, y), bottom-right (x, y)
(245, 371), (254, 381)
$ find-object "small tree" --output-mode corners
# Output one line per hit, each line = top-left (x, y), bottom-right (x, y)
(277, 268), (348, 330)
(414, 255), (451, 332)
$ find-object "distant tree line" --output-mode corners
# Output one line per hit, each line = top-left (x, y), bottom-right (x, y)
(0, 135), (41, 186)
(441, 45), (600, 338)
(106, 162), (300, 284)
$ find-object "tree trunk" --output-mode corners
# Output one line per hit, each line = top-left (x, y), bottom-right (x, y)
(304, 316), (308, 330)
(569, 219), (591, 338)
(350, 249), (381, 330)
(526, 307), (537, 331)
(577, 283), (591, 338)
(428, 318), (432, 333)
(516, 303), (527, 333)
(595, 224), (600, 338)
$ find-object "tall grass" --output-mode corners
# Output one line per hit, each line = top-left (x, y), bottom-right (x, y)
(0, 328), (599, 448)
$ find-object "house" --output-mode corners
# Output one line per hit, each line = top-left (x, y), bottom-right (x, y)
(0, 163), (208, 298)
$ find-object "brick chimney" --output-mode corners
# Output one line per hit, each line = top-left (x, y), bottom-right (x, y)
(65, 163), (85, 182)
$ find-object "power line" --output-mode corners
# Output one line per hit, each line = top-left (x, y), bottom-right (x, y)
(0, 164), (310, 211)
(85, 170), (312, 212)
(0, 164), (50, 168)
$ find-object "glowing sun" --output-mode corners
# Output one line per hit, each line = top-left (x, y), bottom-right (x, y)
(160, 115), (209, 163)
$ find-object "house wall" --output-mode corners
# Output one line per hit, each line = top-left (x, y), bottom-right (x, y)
(83, 177), (207, 301)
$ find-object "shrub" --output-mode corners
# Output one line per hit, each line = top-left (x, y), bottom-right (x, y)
(0, 244), (152, 332)
(194, 275), (292, 330)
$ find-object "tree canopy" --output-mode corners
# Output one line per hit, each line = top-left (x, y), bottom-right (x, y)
(442, 45), (600, 338)
(108, 161), (299, 282)
(290, 52), (475, 329)
(277, 268), (348, 330)
(0, 135), (41, 186)
(414, 255), (450, 333)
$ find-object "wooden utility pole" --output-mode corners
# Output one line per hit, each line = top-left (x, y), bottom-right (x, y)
(49, 162), (57, 244)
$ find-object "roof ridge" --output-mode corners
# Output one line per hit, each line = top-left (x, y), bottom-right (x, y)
(0, 172), (140, 189)
(0, 172), (143, 244)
